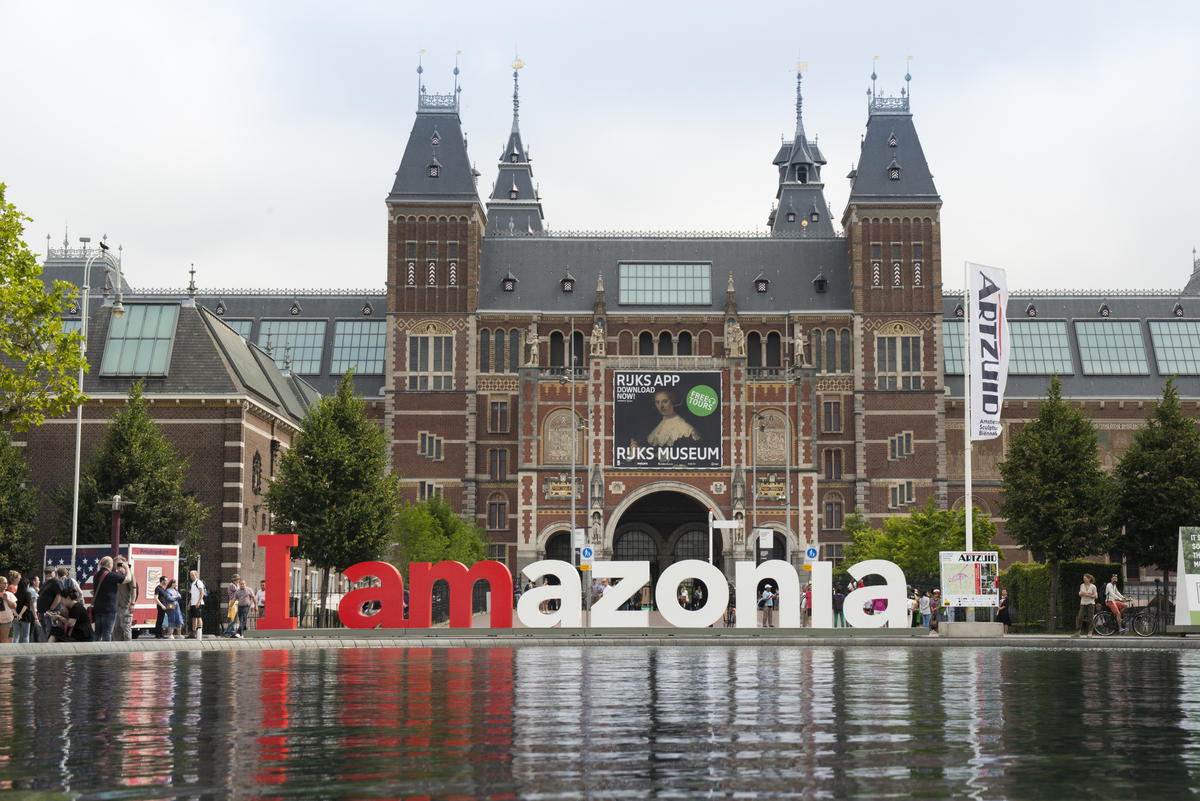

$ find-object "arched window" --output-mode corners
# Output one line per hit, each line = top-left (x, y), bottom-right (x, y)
(810, 329), (822, 371)
(840, 330), (851, 373)
(826, 328), (837, 371)
(765, 332), (782, 367)
(674, 530), (711, 561)
(823, 493), (844, 530)
(509, 329), (521, 371)
(698, 330), (712, 356)
(658, 331), (673, 355)
(549, 331), (565, 366)
(545, 531), (571, 562)
(638, 332), (654, 355)
(571, 331), (585, 367)
(479, 329), (491, 372)
(494, 328), (505, 373)
(487, 492), (508, 530)
(747, 332), (762, 367)
(619, 331), (634, 355)
(677, 331), (693, 356)
(614, 530), (657, 562)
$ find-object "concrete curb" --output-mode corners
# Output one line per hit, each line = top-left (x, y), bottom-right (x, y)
(1, 631), (1197, 658)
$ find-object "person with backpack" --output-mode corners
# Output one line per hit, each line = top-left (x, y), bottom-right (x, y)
(188, 570), (206, 639)
(90, 556), (133, 642)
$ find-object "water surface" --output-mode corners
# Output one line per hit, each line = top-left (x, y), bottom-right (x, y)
(1, 646), (1197, 799)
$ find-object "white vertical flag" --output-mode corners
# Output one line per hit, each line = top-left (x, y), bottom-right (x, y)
(968, 263), (1010, 440)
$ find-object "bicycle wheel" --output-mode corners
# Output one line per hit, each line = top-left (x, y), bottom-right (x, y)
(1132, 611), (1158, 637)
(1093, 610), (1117, 636)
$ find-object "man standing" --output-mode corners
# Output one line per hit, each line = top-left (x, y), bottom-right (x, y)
(187, 570), (206, 638)
(223, 574), (240, 637)
(113, 558), (139, 642)
(759, 584), (776, 627)
(234, 578), (257, 637)
(90, 556), (132, 642)
(153, 576), (169, 638)
(255, 580), (267, 623)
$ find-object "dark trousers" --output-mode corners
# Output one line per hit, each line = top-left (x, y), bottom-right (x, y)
(154, 607), (165, 638)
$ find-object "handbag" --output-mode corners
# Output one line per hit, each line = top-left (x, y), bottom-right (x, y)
(227, 601), (238, 622)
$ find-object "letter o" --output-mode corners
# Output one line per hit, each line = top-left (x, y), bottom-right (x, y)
(655, 560), (728, 628)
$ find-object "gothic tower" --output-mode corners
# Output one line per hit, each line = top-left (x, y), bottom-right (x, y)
(385, 61), (486, 512)
(841, 67), (947, 522)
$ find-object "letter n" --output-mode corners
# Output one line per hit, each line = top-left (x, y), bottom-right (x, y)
(408, 561), (514, 628)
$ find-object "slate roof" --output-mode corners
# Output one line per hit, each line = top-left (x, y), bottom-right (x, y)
(80, 302), (316, 425)
(942, 290), (1200, 400)
(848, 103), (939, 204)
(477, 235), (851, 315)
(387, 101), (480, 204)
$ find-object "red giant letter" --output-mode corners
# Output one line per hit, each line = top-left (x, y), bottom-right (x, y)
(257, 533), (299, 630)
(339, 561), (407, 629)
(408, 561), (514, 628)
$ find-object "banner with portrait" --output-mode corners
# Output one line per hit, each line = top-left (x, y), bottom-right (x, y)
(613, 371), (722, 469)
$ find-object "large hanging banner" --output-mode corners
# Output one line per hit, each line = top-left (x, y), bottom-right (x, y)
(1177, 527), (1200, 626)
(613, 371), (722, 469)
(968, 263), (1011, 441)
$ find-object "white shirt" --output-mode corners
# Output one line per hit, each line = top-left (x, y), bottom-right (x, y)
(1105, 582), (1127, 603)
(190, 579), (206, 607)
(919, 596), (931, 615)
(255, 588), (267, 606)
(1079, 583), (1097, 605)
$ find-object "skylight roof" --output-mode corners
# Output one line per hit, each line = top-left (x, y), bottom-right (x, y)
(99, 304), (180, 376)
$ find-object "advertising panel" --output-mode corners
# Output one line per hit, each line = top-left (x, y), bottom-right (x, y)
(1177, 527), (1200, 626)
(938, 551), (1000, 607)
(613, 371), (722, 469)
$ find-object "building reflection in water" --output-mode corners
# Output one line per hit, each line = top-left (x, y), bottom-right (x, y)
(0, 647), (1197, 799)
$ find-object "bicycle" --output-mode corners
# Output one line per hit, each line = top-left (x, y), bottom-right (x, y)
(1092, 603), (1161, 637)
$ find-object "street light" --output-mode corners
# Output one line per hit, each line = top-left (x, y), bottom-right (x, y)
(70, 236), (126, 580)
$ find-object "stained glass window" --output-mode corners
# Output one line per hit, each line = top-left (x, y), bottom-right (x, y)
(1149, 321), (1200, 374)
(258, 320), (327, 375)
(99, 304), (180, 376)
(331, 320), (386, 374)
(1075, 321), (1149, 375)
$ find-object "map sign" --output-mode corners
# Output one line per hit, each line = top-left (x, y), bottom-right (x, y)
(939, 551), (999, 607)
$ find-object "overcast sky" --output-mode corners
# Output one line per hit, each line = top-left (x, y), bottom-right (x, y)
(3, 0), (1198, 294)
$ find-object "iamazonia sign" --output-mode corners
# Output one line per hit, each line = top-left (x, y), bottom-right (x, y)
(255, 534), (911, 630)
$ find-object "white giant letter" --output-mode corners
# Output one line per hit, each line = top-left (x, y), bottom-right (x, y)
(808, 560), (834, 628)
(843, 559), (908, 629)
(734, 559), (801, 628)
(655, 560), (729, 628)
(517, 560), (582, 628)
(591, 561), (650, 627)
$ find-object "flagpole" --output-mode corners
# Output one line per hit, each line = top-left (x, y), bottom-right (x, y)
(963, 260), (973, 553)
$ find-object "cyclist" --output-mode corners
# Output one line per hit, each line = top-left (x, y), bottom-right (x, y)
(1073, 573), (1097, 637)
(1105, 574), (1130, 634)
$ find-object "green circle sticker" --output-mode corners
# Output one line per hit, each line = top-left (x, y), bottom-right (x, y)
(686, 385), (719, 417)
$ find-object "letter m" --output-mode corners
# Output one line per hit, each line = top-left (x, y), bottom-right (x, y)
(408, 561), (514, 628)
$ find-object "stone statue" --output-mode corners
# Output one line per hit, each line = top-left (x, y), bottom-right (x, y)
(726, 320), (746, 358)
(589, 321), (606, 357)
(523, 321), (539, 366)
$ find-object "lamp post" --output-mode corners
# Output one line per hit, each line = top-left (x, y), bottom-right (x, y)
(70, 237), (126, 580)
(97, 494), (135, 557)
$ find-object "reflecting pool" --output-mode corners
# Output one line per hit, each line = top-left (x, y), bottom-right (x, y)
(0, 646), (1198, 799)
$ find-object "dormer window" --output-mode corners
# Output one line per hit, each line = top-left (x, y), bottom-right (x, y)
(888, 130), (898, 148)
(428, 164), (440, 178)
(1026, 304), (1037, 318)
(786, 211), (796, 223)
(813, 274), (828, 293)
(509, 188), (518, 199)
(755, 275), (769, 293)
(1098, 303), (1111, 318)
(795, 166), (807, 183)
(954, 304), (964, 318)
(431, 132), (441, 146)
(888, 166), (900, 181)
(561, 272), (575, 293)
(510, 153), (519, 163)
(502, 272), (517, 292)
(1174, 303), (1185, 317)
(810, 210), (820, 223)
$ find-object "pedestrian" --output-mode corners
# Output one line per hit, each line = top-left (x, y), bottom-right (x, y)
(28, 574), (42, 641)
(37, 568), (66, 640)
(223, 574), (241, 637)
(113, 559), (139, 642)
(919, 590), (932, 629)
(153, 576), (169, 638)
(0, 577), (15, 643)
(931, 589), (943, 630)
(255, 580), (267, 624)
(233, 578), (257, 637)
(163, 579), (185, 638)
(909, 590), (920, 627)
(188, 570), (206, 639)
(759, 584), (776, 627)
(996, 587), (1012, 634)
(832, 586), (846, 627)
(90, 556), (133, 642)
(1075, 573), (1098, 637)
(46, 588), (94, 642)
(802, 583), (813, 627)
(1105, 574), (1130, 634)
(14, 576), (36, 644)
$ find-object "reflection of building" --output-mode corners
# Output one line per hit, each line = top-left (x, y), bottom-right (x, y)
(27, 64), (1200, 587)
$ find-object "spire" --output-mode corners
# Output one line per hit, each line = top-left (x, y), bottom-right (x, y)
(794, 61), (807, 140)
(486, 57), (545, 235)
(769, 62), (834, 237)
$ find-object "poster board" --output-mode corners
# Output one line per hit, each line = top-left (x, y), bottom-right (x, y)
(613, 371), (722, 469)
(1176, 527), (1200, 626)
(939, 551), (1000, 607)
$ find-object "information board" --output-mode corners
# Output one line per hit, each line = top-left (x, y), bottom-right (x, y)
(1177, 527), (1200, 626)
(938, 551), (1000, 607)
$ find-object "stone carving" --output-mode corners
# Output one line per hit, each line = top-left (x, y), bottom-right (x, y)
(725, 320), (746, 357)
(589, 321), (606, 357)
(523, 321), (539, 366)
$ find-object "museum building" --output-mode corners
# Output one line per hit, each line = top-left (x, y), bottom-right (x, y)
(25, 66), (1200, 591)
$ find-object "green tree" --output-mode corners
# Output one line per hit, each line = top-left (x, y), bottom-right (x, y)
(393, 495), (488, 578)
(841, 500), (998, 588)
(1113, 377), (1200, 587)
(54, 381), (208, 550)
(266, 371), (400, 614)
(0, 184), (88, 431)
(0, 431), (38, 571)
(999, 376), (1113, 630)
